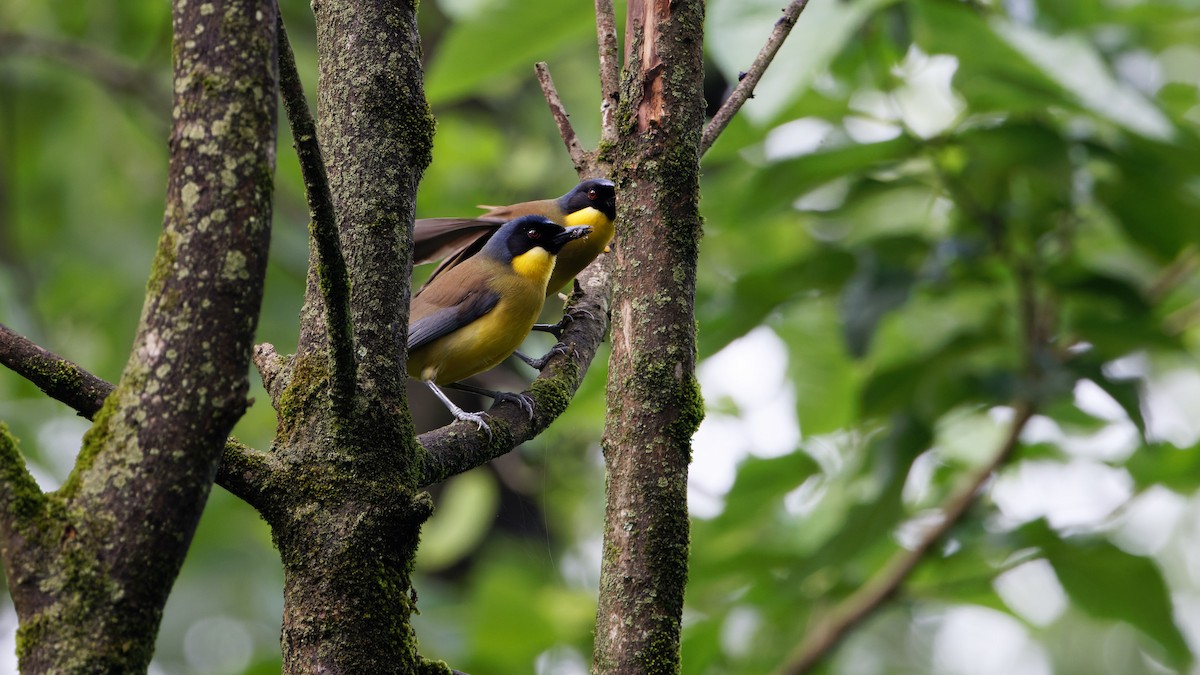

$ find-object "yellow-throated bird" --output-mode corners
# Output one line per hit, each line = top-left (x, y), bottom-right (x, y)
(414, 178), (616, 369)
(408, 215), (592, 435)
(414, 178), (616, 295)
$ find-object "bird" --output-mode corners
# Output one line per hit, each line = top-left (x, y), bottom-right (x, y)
(407, 215), (592, 436)
(413, 179), (616, 369)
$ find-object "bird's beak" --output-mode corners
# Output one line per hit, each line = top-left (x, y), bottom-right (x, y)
(553, 225), (592, 247)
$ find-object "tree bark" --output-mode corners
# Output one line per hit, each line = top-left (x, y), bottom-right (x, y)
(593, 0), (706, 672)
(0, 0), (278, 670)
(253, 0), (439, 672)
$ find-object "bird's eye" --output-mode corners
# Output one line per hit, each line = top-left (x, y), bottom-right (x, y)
(587, 189), (598, 200)
(526, 229), (541, 239)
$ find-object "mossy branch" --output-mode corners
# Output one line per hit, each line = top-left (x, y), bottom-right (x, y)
(700, 0), (810, 156)
(0, 324), (280, 510)
(0, 422), (48, 544)
(277, 14), (356, 420)
(418, 260), (612, 487)
(0, 323), (112, 417)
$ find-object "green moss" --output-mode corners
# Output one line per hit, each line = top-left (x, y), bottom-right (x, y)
(145, 228), (180, 300)
(276, 352), (331, 437)
(417, 658), (454, 674)
(58, 393), (122, 501)
(529, 365), (577, 419)
(0, 424), (46, 524)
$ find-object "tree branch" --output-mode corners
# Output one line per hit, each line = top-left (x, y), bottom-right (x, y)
(418, 259), (612, 486)
(594, 0), (620, 144)
(276, 14), (355, 419)
(0, 31), (169, 118)
(699, 0), (809, 156)
(775, 402), (1036, 675)
(0, 323), (280, 511)
(535, 62), (589, 174)
(0, 323), (112, 417)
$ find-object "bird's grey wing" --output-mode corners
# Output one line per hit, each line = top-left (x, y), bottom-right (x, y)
(407, 288), (500, 352)
(412, 218), (502, 265)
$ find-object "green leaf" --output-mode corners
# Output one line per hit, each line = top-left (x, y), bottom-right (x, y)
(697, 247), (855, 357)
(777, 301), (859, 435)
(1064, 356), (1147, 438)
(1024, 521), (1192, 669)
(746, 135), (922, 216)
(801, 415), (932, 573)
(1125, 442), (1200, 493)
(707, 0), (896, 125)
(1091, 134), (1200, 262)
(714, 451), (821, 529)
(425, 0), (595, 105)
(911, 0), (1068, 114)
(839, 236), (933, 358)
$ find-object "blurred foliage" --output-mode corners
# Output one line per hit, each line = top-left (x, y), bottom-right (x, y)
(3, 0), (1200, 673)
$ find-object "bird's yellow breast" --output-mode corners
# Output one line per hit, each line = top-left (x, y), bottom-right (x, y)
(549, 207), (615, 295)
(407, 253), (554, 385)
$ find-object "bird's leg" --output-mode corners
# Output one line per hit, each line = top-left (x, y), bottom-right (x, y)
(446, 381), (535, 420)
(513, 344), (568, 371)
(531, 280), (597, 339)
(425, 381), (491, 438)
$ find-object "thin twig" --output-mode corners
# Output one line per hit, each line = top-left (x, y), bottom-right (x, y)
(594, 0), (620, 144)
(535, 62), (589, 173)
(276, 14), (356, 418)
(700, 0), (810, 156)
(775, 402), (1035, 675)
(0, 323), (279, 510)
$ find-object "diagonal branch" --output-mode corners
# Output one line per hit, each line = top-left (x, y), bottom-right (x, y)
(594, 0), (620, 144)
(0, 323), (280, 511)
(535, 62), (589, 173)
(775, 402), (1035, 675)
(700, 0), (810, 156)
(277, 14), (355, 418)
(418, 257), (612, 486)
(0, 323), (111, 417)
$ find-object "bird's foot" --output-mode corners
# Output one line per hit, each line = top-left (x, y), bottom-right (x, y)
(491, 391), (535, 420)
(515, 343), (569, 370)
(451, 408), (492, 438)
(531, 305), (597, 339)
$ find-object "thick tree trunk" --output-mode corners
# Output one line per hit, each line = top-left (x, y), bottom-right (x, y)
(0, 0), (278, 671)
(593, 0), (706, 673)
(256, 0), (438, 672)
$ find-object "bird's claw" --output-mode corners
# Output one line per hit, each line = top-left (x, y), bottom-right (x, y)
(452, 409), (492, 439)
(492, 391), (535, 420)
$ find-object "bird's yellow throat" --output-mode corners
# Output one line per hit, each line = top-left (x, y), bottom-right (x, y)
(509, 247), (556, 287)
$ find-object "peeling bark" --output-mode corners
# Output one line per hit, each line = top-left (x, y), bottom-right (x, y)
(593, 0), (707, 673)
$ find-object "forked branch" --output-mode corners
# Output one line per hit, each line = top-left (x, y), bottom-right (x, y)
(700, 0), (810, 156)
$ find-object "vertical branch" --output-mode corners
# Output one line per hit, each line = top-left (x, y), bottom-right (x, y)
(594, 0), (620, 144)
(309, 0), (434, 430)
(594, 0), (707, 672)
(276, 15), (355, 418)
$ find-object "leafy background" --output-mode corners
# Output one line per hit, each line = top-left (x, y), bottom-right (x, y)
(3, 0), (1200, 673)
